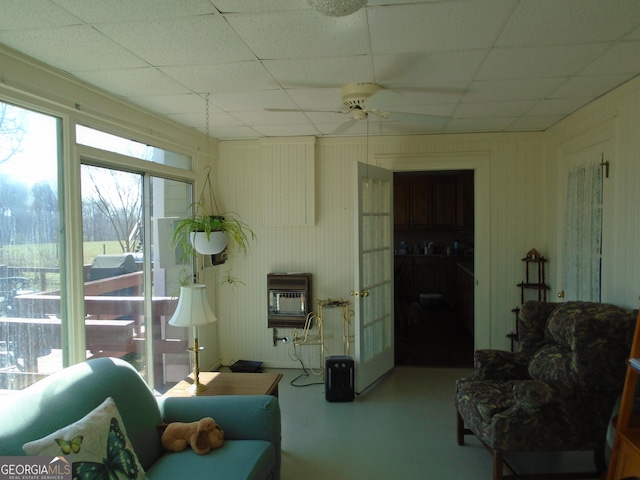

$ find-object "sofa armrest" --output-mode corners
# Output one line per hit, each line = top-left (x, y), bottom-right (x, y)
(157, 395), (280, 443)
(472, 349), (529, 380)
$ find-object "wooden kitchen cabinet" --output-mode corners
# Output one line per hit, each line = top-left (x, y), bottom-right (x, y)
(394, 176), (433, 229)
(456, 170), (474, 230)
(394, 173), (470, 230)
(433, 175), (457, 228)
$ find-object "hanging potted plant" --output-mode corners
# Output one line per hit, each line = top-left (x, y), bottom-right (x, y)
(171, 167), (255, 260)
(172, 206), (255, 258)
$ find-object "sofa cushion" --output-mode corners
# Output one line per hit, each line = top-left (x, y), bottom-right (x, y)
(146, 439), (275, 480)
(23, 397), (147, 480)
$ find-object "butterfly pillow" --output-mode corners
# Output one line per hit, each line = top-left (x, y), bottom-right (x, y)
(23, 396), (147, 480)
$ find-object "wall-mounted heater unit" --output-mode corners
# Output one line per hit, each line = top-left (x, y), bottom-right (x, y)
(267, 273), (312, 328)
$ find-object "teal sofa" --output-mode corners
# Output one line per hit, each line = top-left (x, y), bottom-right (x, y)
(0, 357), (281, 480)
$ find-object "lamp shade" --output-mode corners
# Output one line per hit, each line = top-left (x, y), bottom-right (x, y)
(169, 284), (217, 327)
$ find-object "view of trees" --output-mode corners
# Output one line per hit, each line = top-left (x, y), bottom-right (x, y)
(0, 102), (143, 256)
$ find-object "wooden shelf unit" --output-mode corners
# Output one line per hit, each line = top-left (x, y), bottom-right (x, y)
(608, 308), (640, 480)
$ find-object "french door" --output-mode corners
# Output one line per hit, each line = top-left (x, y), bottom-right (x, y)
(353, 162), (394, 393)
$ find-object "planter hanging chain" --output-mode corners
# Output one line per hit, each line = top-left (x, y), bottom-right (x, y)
(197, 94), (220, 216)
(197, 166), (220, 216)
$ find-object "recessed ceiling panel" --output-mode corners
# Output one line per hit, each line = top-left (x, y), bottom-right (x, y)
(0, 25), (147, 72)
(95, 15), (255, 67)
(53, 0), (218, 23)
(225, 9), (369, 60)
(368, 0), (516, 54)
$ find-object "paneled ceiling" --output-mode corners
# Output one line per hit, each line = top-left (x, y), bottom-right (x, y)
(1, 0), (640, 140)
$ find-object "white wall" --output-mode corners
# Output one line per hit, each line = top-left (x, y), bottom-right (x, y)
(544, 75), (640, 310)
(214, 75), (640, 366)
(215, 132), (549, 367)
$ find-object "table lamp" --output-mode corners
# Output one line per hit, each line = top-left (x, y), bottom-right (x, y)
(169, 284), (217, 393)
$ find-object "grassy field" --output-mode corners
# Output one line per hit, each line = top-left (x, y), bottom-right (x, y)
(1, 241), (125, 267)
(1, 241), (126, 291)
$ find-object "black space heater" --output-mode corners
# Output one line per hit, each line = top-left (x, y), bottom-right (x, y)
(325, 355), (355, 402)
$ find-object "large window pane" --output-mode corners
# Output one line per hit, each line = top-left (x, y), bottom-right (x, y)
(0, 102), (62, 391)
(81, 164), (192, 391)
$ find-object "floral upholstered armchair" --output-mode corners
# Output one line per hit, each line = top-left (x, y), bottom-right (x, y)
(455, 301), (635, 480)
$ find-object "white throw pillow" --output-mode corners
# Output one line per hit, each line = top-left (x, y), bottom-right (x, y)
(23, 397), (147, 480)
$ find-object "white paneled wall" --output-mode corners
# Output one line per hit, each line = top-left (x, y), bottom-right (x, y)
(207, 75), (640, 367)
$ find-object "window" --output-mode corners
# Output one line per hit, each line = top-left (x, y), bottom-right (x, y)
(0, 102), (63, 390)
(1, 102), (196, 394)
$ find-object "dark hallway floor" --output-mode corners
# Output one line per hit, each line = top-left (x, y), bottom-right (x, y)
(394, 300), (474, 367)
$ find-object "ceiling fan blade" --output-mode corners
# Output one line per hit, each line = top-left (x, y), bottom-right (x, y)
(383, 111), (450, 124)
(332, 118), (358, 135)
(265, 107), (347, 114)
(364, 89), (403, 109)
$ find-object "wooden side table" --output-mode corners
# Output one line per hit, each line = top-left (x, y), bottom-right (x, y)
(163, 372), (283, 398)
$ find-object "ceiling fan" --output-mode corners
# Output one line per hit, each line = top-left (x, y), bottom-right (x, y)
(265, 82), (451, 134)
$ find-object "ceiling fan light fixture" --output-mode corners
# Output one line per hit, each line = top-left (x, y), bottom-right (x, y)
(307, 0), (367, 17)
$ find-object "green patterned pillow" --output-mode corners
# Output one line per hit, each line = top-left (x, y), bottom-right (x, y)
(23, 397), (147, 480)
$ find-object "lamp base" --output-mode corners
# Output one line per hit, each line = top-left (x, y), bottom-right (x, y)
(188, 377), (208, 394)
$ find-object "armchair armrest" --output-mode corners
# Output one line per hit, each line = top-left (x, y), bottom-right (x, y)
(472, 349), (529, 380)
(157, 395), (280, 443)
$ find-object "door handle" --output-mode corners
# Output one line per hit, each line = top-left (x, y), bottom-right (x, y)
(350, 290), (369, 297)
(557, 290), (565, 298)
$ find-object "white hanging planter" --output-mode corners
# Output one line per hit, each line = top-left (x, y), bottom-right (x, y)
(190, 231), (228, 255)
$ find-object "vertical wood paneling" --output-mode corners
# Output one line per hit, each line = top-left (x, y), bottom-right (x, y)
(208, 75), (640, 366)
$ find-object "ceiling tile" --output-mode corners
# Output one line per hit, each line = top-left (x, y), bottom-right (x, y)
(263, 56), (373, 88)
(128, 93), (211, 115)
(581, 41), (640, 75)
(208, 125), (261, 139)
(253, 124), (320, 137)
(210, 89), (298, 112)
(367, 0), (516, 54)
(496, 0), (640, 47)
(445, 117), (515, 132)
(549, 74), (634, 99)
(0, 25), (147, 72)
(95, 15), (255, 67)
(225, 9), (369, 60)
(160, 61), (278, 94)
(211, 0), (308, 13)
(476, 44), (610, 80)
(52, 0), (218, 23)
(527, 97), (593, 116)
(454, 100), (536, 118)
(168, 111), (243, 128)
(0, 0), (80, 30)
(508, 115), (564, 131)
(462, 78), (566, 103)
(77, 67), (191, 96)
(374, 50), (487, 85)
(233, 110), (310, 126)
(287, 88), (345, 110)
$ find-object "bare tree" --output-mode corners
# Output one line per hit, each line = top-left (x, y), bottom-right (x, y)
(0, 102), (26, 164)
(82, 166), (142, 253)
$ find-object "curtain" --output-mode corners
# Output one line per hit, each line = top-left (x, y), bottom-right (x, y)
(564, 160), (603, 301)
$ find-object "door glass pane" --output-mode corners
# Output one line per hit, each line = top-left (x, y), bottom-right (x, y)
(0, 102), (62, 391)
(81, 164), (192, 391)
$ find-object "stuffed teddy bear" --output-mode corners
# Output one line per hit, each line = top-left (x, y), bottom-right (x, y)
(161, 417), (224, 455)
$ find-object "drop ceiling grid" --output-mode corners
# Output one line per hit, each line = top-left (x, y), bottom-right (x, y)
(0, 0), (638, 139)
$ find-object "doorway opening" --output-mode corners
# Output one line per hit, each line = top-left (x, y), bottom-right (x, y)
(393, 170), (474, 367)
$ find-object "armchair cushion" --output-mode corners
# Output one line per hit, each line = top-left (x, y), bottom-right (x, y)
(456, 300), (635, 461)
(472, 350), (529, 380)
